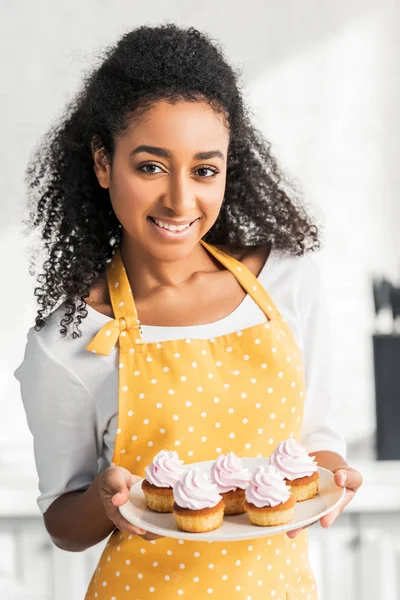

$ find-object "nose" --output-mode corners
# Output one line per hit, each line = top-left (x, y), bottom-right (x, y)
(162, 171), (197, 215)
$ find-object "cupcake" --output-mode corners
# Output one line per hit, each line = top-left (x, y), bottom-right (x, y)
(244, 464), (295, 526)
(210, 451), (251, 515)
(172, 467), (224, 533)
(269, 439), (319, 502)
(142, 450), (184, 513)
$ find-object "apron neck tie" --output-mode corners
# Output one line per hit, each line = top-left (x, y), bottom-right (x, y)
(86, 315), (142, 356)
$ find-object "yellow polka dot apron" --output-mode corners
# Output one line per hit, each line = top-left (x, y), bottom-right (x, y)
(85, 241), (318, 600)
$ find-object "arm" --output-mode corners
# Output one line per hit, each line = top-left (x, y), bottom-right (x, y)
(43, 479), (114, 552)
(14, 330), (147, 552)
(44, 467), (147, 552)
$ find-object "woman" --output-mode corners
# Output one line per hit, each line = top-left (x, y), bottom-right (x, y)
(16, 24), (362, 599)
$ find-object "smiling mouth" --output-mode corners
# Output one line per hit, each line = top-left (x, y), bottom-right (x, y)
(148, 216), (199, 232)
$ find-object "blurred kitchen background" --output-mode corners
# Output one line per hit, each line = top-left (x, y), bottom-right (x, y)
(1, 0), (400, 598)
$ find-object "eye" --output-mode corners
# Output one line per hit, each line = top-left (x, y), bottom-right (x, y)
(195, 166), (219, 178)
(137, 163), (219, 178)
(138, 163), (164, 175)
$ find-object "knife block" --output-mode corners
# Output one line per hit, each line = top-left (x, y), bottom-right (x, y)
(373, 334), (400, 460)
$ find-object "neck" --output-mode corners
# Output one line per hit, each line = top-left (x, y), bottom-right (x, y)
(119, 234), (219, 299)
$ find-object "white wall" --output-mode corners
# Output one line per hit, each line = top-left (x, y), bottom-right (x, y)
(1, 0), (399, 468)
(247, 4), (400, 443)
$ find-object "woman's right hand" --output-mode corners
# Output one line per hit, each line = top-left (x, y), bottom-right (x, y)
(97, 466), (161, 540)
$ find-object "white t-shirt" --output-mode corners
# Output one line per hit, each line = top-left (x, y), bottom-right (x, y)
(14, 249), (346, 514)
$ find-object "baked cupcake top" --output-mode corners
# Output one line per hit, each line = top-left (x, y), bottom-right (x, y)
(210, 451), (251, 493)
(173, 467), (222, 510)
(245, 465), (291, 508)
(269, 439), (318, 481)
(145, 449), (184, 488)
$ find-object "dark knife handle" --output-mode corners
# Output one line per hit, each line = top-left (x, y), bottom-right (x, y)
(390, 286), (400, 321)
(373, 278), (392, 315)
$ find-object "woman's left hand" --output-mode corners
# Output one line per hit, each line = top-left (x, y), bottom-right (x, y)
(286, 466), (363, 539)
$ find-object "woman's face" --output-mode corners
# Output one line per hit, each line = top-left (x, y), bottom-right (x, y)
(94, 99), (230, 262)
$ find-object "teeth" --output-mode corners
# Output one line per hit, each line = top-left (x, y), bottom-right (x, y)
(153, 218), (192, 232)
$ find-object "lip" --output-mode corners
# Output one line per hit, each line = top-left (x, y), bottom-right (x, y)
(148, 216), (200, 240)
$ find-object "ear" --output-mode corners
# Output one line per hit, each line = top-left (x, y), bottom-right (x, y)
(91, 139), (111, 189)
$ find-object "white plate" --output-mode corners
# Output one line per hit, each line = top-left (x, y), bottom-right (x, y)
(119, 458), (346, 542)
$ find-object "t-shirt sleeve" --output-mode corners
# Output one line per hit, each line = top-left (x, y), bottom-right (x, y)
(296, 256), (347, 458)
(14, 329), (99, 514)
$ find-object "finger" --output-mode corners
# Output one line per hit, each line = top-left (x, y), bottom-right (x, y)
(103, 467), (134, 495)
(101, 470), (134, 507)
(287, 519), (319, 539)
(287, 527), (304, 539)
(112, 512), (147, 536)
(320, 485), (355, 528)
(333, 467), (363, 492)
(111, 489), (131, 507)
(320, 491), (354, 526)
(334, 469), (347, 487)
(320, 505), (342, 528)
(104, 495), (147, 536)
(140, 532), (164, 541)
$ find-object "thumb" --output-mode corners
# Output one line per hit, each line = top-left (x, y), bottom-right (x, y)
(104, 467), (134, 506)
(111, 489), (130, 507)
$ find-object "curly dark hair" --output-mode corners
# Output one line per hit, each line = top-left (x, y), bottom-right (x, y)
(25, 23), (320, 338)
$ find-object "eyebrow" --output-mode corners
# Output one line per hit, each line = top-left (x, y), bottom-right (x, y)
(129, 145), (225, 161)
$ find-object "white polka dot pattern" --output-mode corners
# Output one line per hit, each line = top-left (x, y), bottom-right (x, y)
(85, 242), (317, 599)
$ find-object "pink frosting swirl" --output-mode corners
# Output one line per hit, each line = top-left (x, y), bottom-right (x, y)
(145, 450), (184, 488)
(173, 468), (222, 510)
(269, 440), (318, 481)
(210, 452), (251, 493)
(245, 465), (291, 508)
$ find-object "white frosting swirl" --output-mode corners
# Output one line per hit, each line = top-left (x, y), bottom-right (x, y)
(210, 451), (251, 493)
(245, 465), (291, 508)
(269, 440), (318, 481)
(145, 450), (184, 488)
(173, 468), (222, 510)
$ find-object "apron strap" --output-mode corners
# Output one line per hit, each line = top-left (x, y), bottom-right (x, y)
(86, 241), (281, 355)
(200, 240), (281, 321)
(106, 250), (140, 323)
(86, 250), (142, 356)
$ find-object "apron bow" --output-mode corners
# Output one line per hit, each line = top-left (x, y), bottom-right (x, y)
(86, 315), (142, 356)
